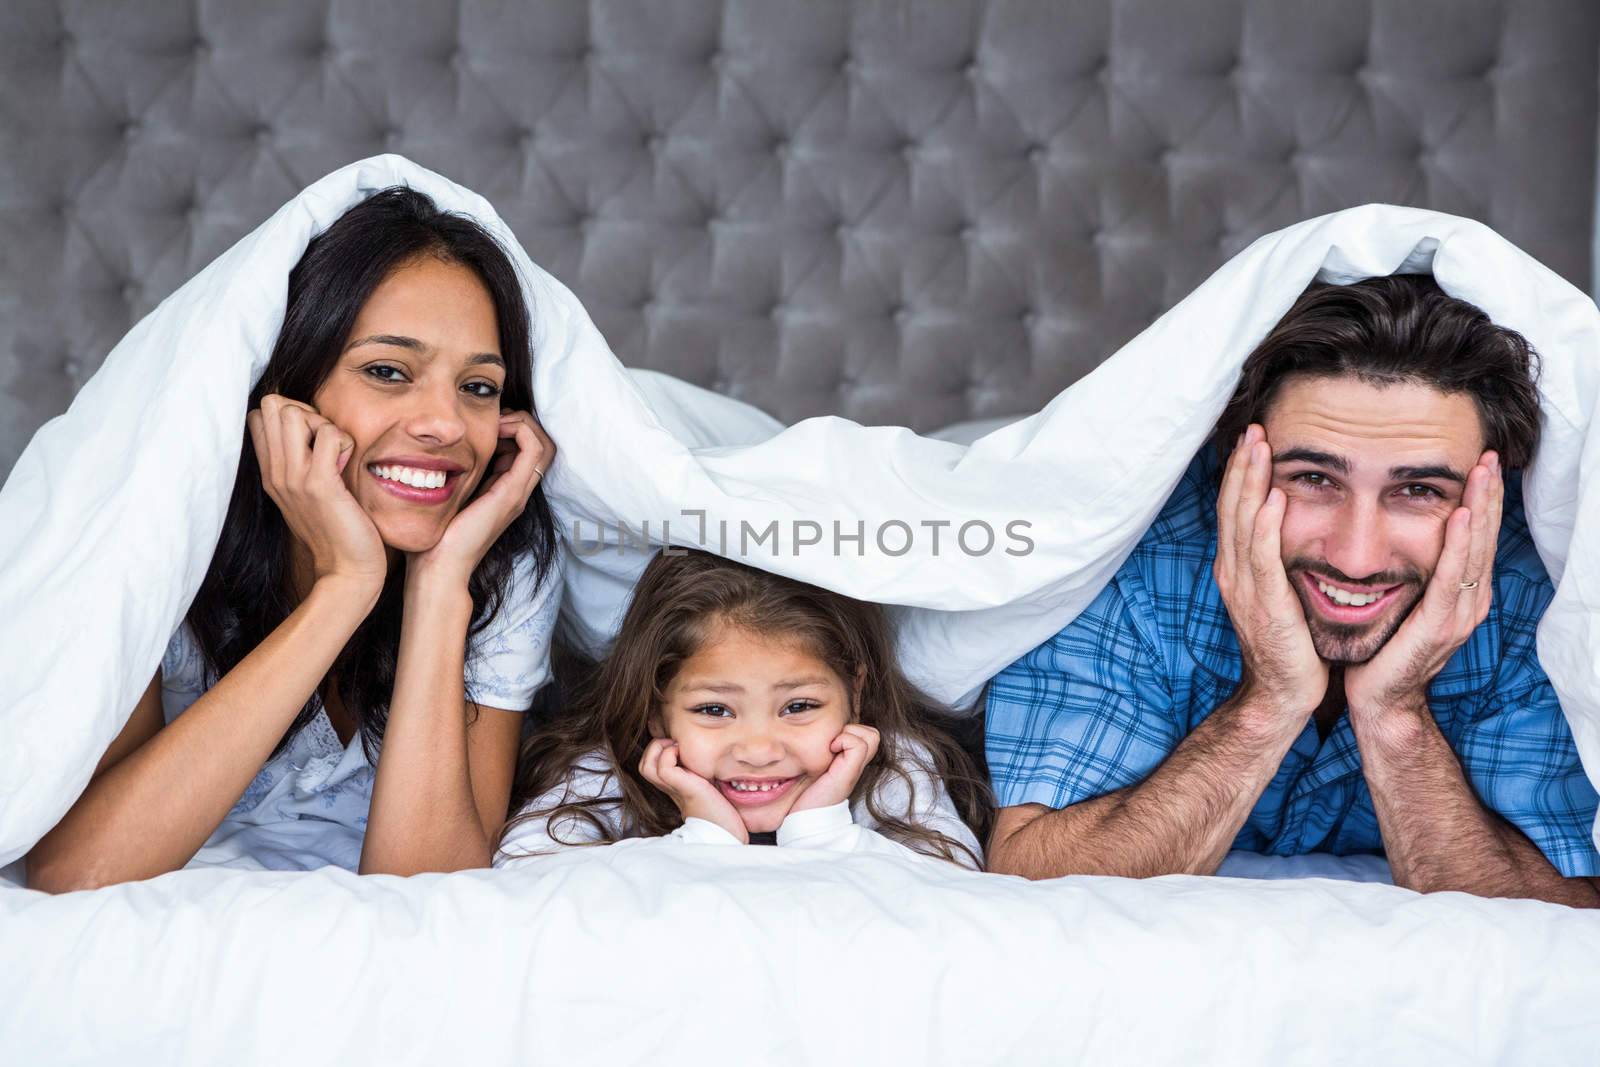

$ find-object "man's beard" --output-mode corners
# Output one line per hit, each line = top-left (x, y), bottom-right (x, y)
(1283, 557), (1426, 665)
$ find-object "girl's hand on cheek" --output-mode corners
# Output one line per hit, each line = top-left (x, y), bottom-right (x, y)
(638, 738), (748, 844)
(789, 724), (880, 815)
(408, 410), (555, 587)
(248, 394), (385, 594)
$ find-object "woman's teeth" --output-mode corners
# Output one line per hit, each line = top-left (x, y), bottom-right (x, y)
(369, 464), (448, 489)
(1318, 580), (1381, 607)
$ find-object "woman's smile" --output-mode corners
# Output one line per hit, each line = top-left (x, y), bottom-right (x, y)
(364, 454), (468, 507)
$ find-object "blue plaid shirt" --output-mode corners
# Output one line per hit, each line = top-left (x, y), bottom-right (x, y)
(986, 450), (1600, 877)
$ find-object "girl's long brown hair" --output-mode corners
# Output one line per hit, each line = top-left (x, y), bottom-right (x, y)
(503, 549), (993, 868)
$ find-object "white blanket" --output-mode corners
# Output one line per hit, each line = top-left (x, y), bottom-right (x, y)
(1, 844), (1595, 1066)
(2, 157), (1599, 1063)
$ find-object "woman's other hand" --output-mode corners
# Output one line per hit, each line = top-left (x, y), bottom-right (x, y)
(248, 394), (386, 593)
(406, 410), (554, 588)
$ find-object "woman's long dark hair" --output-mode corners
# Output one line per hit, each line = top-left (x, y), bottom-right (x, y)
(503, 550), (994, 868)
(186, 187), (558, 760)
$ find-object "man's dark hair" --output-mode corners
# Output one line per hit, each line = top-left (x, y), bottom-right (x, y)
(1213, 274), (1543, 469)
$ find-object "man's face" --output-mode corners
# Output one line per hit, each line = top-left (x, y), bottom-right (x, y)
(1263, 374), (1486, 664)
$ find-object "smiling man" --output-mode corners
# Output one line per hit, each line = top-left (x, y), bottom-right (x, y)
(984, 275), (1600, 906)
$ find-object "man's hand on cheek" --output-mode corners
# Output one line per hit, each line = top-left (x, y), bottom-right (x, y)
(1214, 424), (1328, 719)
(789, 725), (881, 815)
(1346, 452), (1502, 723)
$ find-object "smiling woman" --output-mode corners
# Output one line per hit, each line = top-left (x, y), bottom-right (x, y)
(22, 188), (562, 890)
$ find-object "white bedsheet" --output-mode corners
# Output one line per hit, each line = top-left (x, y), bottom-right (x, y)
(1, 847), (1596, 1066)
(0, 850), (1392, 891)
(3, 157), (1599, 1064)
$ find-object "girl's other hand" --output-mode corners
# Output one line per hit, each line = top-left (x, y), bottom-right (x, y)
(638, 738), (748, 844)
(788, 724), (880, 815)
(247, 394), (386, 593)
(407, 410), (554, 588)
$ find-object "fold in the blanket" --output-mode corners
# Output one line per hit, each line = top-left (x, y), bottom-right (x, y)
(2, 155), (1598, 865)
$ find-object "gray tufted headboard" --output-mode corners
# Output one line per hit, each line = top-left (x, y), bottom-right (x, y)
(3, 0), (1596, 480)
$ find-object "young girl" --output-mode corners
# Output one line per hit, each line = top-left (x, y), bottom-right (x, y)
(497, 549), (991, 869)
(25, 188), (560, 889)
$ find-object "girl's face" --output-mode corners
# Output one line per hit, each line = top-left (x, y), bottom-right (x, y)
(654, 623), (855, 834)
(310, 255), (507, 554)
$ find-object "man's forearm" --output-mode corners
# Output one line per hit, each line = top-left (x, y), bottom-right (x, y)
(992, 689), (1306, 879)
(1354, 702), (1600, 908)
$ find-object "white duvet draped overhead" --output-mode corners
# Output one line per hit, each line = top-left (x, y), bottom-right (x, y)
(1, 157), (1597, 1064)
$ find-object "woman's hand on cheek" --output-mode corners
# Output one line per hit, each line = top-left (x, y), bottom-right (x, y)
(638, 738), (748, 844)
(407, 410), (555, 588)
(788, 724), (880, 815)
(248, 395), (386, 594)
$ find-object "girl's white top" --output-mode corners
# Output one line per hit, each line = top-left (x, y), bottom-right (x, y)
(159, 553), (560, 872)
(495, 739), (984, 870)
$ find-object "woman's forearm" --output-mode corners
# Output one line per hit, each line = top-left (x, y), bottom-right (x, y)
(27, 577), (378, 891)
(361, 575), (487, 875)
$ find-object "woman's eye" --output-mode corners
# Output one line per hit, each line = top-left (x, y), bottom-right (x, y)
(364, 364), (407, 383)
(462, 380), (502, 399)
(781, 700), (821, 716)
(691, 704), (732, 719)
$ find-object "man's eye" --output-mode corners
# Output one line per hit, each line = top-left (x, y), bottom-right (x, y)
(1292, 472), (1330, 488)
(463, 381), (502, 399)
(1398, 484), (1442, 499)
(781, 701), (821, 716)
(364, 364), (406, 383)
(691, 704), (732, 718)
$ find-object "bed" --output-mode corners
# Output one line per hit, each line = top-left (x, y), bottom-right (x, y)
(3, 3), (1599, 1064)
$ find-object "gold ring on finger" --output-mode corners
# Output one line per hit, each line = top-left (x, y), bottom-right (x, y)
(1458, 579), (1480, 590)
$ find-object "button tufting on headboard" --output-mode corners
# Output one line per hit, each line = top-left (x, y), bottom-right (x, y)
(0, 0), (1596, 479)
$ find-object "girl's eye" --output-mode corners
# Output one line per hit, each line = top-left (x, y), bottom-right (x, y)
(690, 704), (733, 719)
(781, 700), (821, 716)
(462, 380), (502, 399)
(364, 364), (407, 383)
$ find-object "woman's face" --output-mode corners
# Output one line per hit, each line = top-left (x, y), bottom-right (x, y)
(311, 255), (506, 554)
(654, 624), (855, 834)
